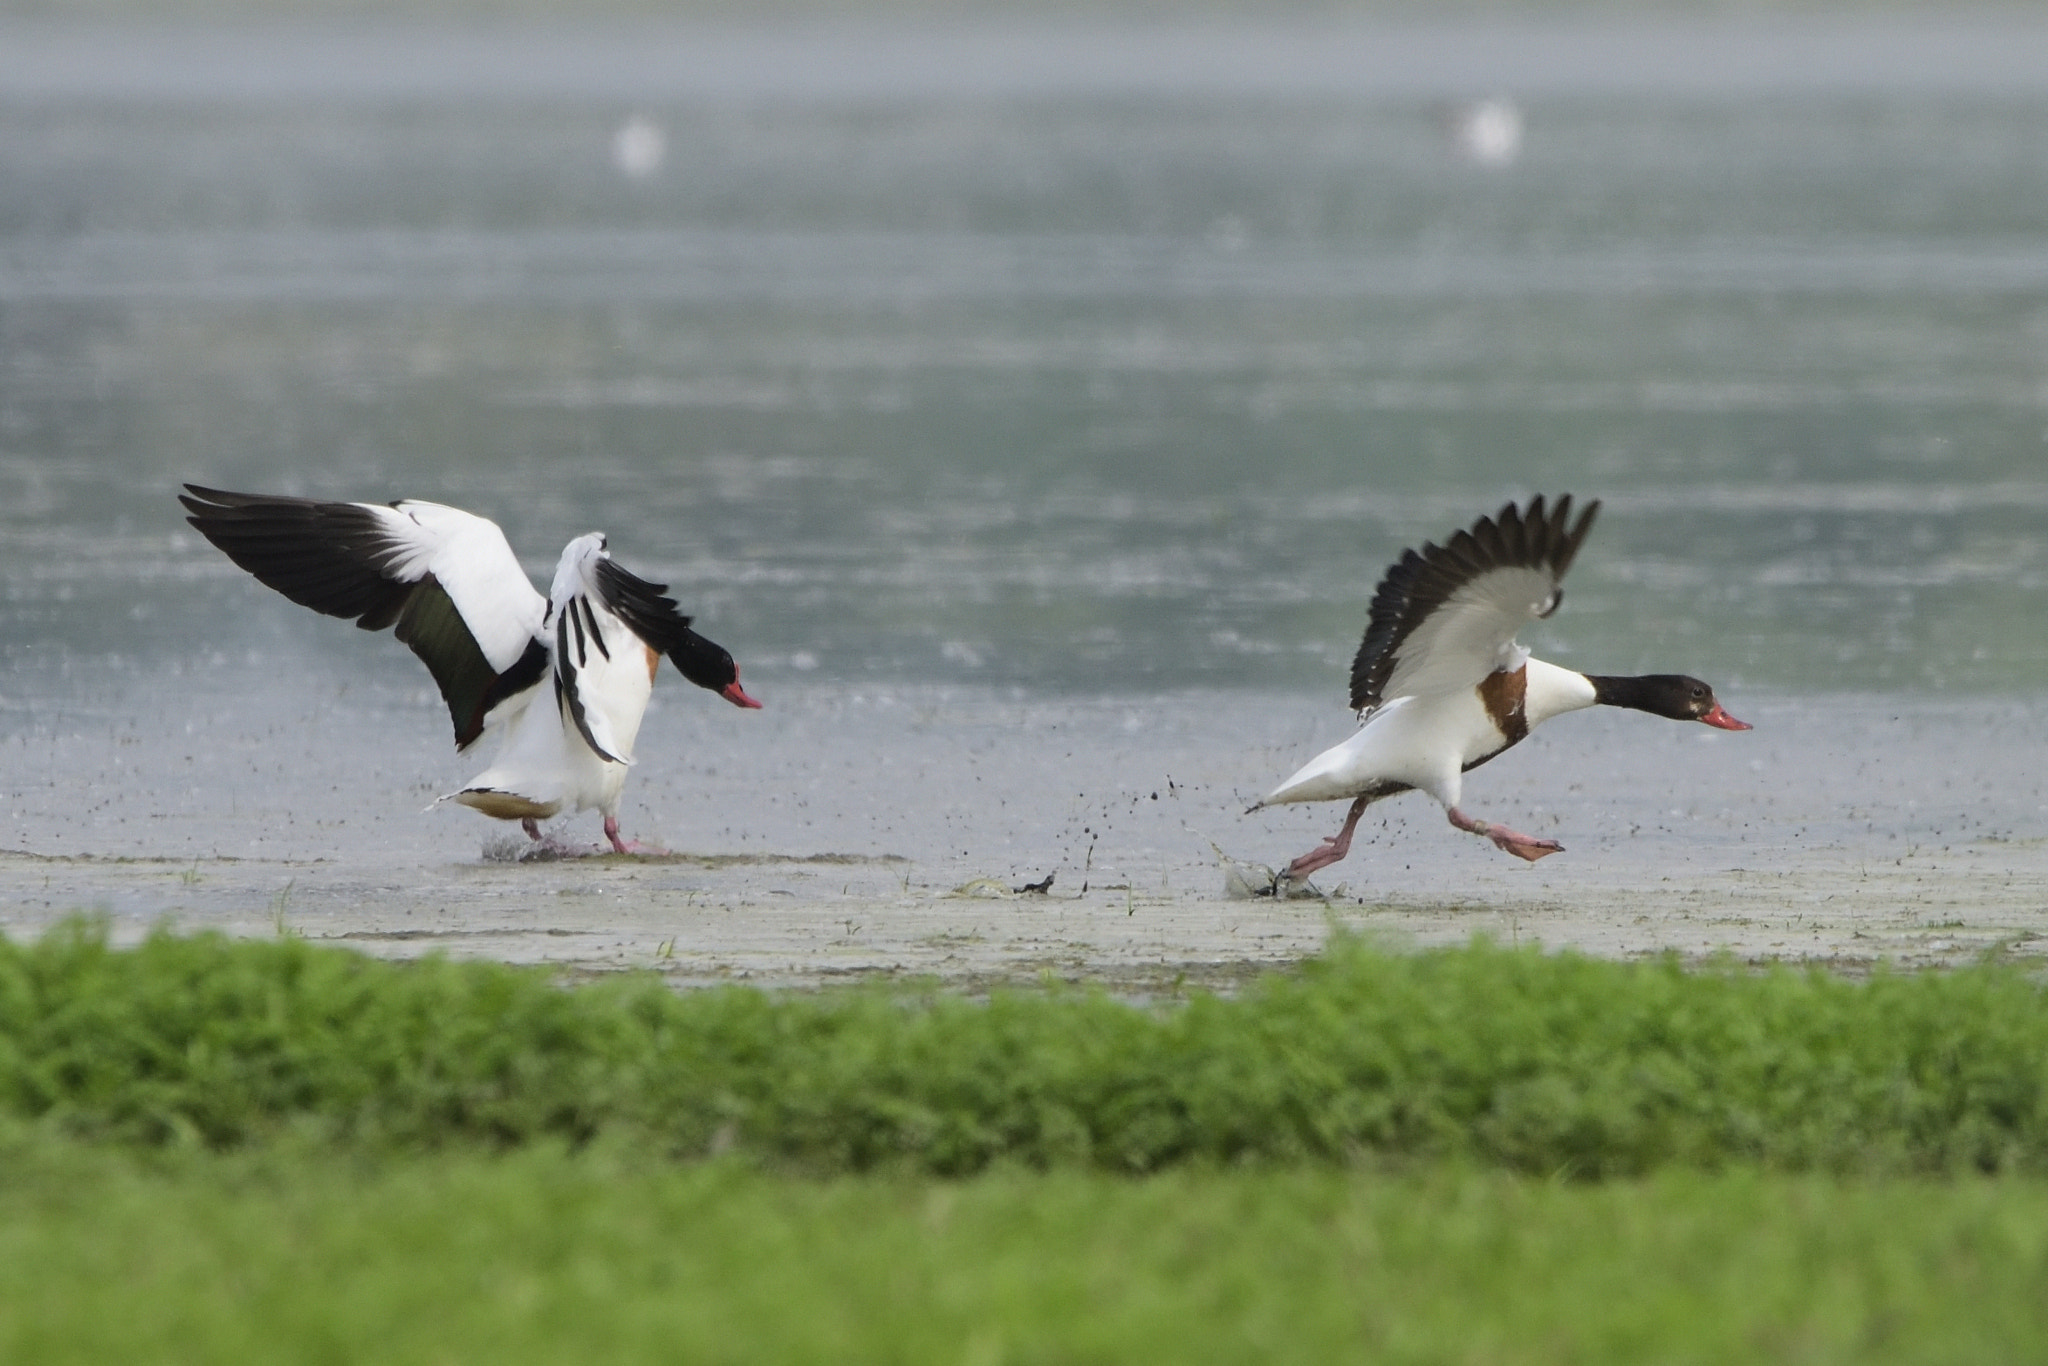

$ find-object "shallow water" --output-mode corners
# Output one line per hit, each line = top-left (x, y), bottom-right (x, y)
(2, 16), (2045, 977)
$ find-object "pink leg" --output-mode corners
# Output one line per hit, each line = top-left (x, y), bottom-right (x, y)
(514, 816), (584, 860)
(1282, 796), (1372, 882)
(602, 814), (657, 856)
(1446, 806), (1564, 862)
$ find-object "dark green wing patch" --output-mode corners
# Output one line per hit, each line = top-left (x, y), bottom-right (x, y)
(393, 576), (503, 749)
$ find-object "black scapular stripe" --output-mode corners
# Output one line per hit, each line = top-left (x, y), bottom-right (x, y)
(578, 597), (610, 660)
(554, 605), (621, 764)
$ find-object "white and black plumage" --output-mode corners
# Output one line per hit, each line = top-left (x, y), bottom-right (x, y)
(1251, 495), (1750, 882)
(180, 484), (761, 854)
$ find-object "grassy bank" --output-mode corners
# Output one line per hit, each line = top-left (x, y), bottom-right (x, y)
(6, 925), (2047, 1361)
(4, 921), (2046, 1174)
(2, 1138), (2044, 1364)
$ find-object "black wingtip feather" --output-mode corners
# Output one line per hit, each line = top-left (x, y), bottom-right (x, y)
(591, 558), (693, 649)
(588, 558), (749, 697)
(182, 485), (417, 625)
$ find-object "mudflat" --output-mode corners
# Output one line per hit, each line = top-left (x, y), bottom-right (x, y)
(5, 683), (2042, 989)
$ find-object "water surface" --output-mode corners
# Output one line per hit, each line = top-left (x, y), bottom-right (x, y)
(1, 16), (2044, 963)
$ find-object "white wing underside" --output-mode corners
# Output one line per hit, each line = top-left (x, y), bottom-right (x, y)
(1371, 564), (1559, 708)
(364, 499), (547, 672)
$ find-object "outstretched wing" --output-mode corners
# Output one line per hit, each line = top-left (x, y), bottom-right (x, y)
(591, 556), (695, 652)
(593, 556), (752, 701)
(1349, 494), (1600, 713)
(180, 484), (550, 750)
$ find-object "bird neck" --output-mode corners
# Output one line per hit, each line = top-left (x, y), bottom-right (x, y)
(1521, 658), (1601, 726)
(1585, 674), (1671, 716)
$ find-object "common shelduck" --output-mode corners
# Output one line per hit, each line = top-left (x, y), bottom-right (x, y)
(181, 484), (762, 854)
(1250, 494), (1749, 884)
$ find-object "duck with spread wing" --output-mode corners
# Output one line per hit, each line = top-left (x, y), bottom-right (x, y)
(1251, 495), (1750, 884)
(181, 485), (761, 854)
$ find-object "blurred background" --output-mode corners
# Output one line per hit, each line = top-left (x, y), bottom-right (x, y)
(4, 1), (2047, 710)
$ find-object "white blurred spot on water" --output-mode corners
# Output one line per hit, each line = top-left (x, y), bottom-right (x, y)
(611, 114), (666, 179)
(1449, 96), (1523, 167)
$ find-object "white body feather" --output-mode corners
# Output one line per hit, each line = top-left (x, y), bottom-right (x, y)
(1261, 660), (1598, 810)
(448, 533), (660, 823)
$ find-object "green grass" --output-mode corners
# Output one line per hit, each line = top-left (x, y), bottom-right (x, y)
(4, 919), (2048, 1175)
(5, 924), (2048, 1361)
(2, 1138), (2045, 1364)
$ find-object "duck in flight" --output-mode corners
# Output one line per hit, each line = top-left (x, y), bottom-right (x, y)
(1250, 494), (1749, 885)
(180, 484), (761, 855)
